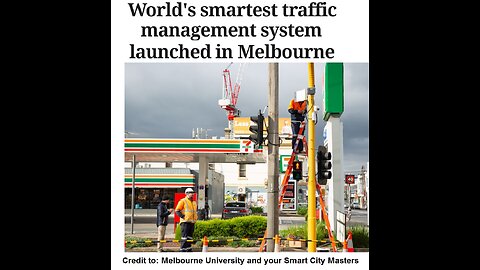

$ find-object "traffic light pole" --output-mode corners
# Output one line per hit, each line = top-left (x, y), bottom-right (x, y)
(266, 63), (279, 252)
(307, 63), (317, 252)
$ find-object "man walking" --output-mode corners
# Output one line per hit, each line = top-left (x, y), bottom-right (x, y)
(156, 195), (173, 252)
(175, 188), (197, 252)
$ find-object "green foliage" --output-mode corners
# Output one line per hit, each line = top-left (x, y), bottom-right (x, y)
(194, 218), (234, 239)
(250, 206), (264, 214)
(227, 240), (257, 247)
(279, 220), (329, 245)
(348, 225), (369, 248)
(191, 237), (257, 248)
(279, 222), (369, 248)
(297, 206), (308, 216)
(175, 225), (182, 240)
(174, 216), (267, 241)
(125, 236), (153, 248)
(230, 216), (267, 238)
(316, 222), (329, 240)
(279, 224), (307, 239)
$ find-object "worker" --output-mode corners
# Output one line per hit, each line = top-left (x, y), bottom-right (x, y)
(288, 98), (306, 153)
(175, 188), (198, 252)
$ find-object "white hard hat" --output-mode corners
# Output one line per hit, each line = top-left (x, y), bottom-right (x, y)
(185, 188), (195, 194)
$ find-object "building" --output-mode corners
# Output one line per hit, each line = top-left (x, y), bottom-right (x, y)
(123, 117), (308, 214)
(124, 138), (263, 215)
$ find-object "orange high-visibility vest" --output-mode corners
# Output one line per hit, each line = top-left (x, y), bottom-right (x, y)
(176, 197), (198, 223)
(288, 99), (306, 121)
(288, 99), (306, 111)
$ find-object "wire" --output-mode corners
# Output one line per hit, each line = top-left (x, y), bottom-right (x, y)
(261, 106), (268, 115)
(263, 120), (284, 146)
(304, 100), (318, 125)
(265, 136), (282, 146)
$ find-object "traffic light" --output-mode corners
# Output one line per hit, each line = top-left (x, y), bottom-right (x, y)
(249, 111), (264, 145)
(317, 145), (332, 185)
(292, 161), (302, 180)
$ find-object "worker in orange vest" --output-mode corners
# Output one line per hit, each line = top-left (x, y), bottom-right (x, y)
(288, 98), (306, 153)
(175, 188), (198, 252)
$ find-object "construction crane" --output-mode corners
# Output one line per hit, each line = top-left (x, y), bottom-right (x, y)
(218, 63), (246, 138)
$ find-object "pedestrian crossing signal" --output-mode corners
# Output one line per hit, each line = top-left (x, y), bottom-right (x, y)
(292, 161), (302, 180)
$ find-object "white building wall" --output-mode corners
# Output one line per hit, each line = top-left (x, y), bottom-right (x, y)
(218, 162), (268, 189)
(216, 146), (295, 190)
(172, 163), (188, 168)
(186, 163), (199, 170)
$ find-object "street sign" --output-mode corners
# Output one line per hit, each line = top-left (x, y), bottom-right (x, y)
(279, 155), (291, 173)
(345, 174), (355, 184)
(281, 180), (297, 211)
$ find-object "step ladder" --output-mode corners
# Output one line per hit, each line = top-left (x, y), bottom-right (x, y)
(258, 120), (337, 252)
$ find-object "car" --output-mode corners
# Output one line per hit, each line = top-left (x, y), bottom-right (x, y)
(222, 201), (252, 219)
(351, 202), (360, 209)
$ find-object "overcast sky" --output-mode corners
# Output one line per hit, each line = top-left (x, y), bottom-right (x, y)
(125, 63), (368, 173)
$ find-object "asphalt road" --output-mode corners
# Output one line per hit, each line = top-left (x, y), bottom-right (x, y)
(124, 209), (368, 238)
(347, 208), (369, 226)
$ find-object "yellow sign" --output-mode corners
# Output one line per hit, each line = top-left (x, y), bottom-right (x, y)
(232, 117), (252, 135)
(233, 117), (292, 135)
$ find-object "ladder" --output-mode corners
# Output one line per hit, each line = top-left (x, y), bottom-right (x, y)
(315, 182), (337, 252)
(258, 120), (337, 252)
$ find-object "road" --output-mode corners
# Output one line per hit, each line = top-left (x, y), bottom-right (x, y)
(346, 208), (368, 227)
(124, 209), (368, 238)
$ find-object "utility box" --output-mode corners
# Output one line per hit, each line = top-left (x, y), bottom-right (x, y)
(295, 89), (307, 102)
(323, 63), (344, 120)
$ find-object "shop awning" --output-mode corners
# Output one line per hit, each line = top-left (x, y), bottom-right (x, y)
(124, 138), (265, 163)
(125, 168), (195, 188)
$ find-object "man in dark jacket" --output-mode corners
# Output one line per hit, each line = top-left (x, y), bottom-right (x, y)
(156, 195), (173, 252)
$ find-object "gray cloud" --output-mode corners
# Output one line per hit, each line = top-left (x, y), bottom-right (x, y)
(125, 63), (368, 172)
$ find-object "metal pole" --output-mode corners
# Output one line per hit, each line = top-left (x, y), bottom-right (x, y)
(307, 62), (317, 252)
(348, 184), (351, 209)
(266, 63), (279, 252)
(130, 155), (136, 234)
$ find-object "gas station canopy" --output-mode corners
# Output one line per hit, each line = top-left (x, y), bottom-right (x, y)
(125, 138), (265, 163)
